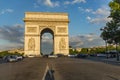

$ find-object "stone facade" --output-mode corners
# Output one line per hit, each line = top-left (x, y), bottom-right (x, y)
(24, 12), (69, 57)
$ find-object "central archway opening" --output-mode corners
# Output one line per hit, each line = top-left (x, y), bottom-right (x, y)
(40, 28), (54, 56)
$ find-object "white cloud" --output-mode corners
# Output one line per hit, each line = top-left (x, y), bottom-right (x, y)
(78, 7), (93, 13)
(86, 6), (112, 24)
(78, 6), (111, 24)
(0, 9), (13, 15)
(64, 0), (86, 5)
(92, 7), (110, 16)
(39, 33), (105, 49)
(85, 9), (93, 12)
(72, 0), (86, 4)
(86, 16), (91, 20)
(36, 0), (59, 7)
(87, 17), (112, 24)
(69, 33), (104, 48)
(44, 0), (59, 7)
(78, 7), (84, 11)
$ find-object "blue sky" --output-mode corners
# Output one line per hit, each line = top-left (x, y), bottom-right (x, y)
(0, 0), (112, 51)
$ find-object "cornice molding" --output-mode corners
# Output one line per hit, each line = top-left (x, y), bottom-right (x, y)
(24, 18), (69, 23)
(25, 12), (68, 16)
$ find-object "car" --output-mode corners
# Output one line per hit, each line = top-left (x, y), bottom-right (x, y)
(68, 54), (77, 58)
(48, 55), (58, 58)
(15, 55), (23, 60)
(76, 54), (88, 58)
(96, 54), (106, 57)
(56, 54), (65, 57)
(3, 55), (18, 62)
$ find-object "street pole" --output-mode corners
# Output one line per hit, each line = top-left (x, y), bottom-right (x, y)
(105, 40), (108, 59)
(115, 43), (119, 61)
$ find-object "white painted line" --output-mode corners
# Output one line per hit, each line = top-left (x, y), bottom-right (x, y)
(42, 63), (49, 80)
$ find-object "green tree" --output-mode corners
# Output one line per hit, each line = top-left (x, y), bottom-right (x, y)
(80, 48), (88, 54)
(69, 49), (74, 55)
(101, 0), (120, 60)
(101, 0), (120, 45)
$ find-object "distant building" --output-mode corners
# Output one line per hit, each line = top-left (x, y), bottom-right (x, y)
(8, 48), (24, 54)
(75, 48), (82, 52)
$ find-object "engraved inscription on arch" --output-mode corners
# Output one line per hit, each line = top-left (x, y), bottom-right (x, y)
(28, 38), (35, 51)
(57, 27), (67, 33)
(27, 27), (37, 33)
(59, 38), (66, 49)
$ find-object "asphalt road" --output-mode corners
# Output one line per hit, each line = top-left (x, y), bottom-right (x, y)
(0, 57), (120, 80)
(0, 58), (47, 80)
(85, 56), (120, 66)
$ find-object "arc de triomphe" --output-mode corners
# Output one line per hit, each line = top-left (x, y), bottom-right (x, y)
(24, 12), (69, 57)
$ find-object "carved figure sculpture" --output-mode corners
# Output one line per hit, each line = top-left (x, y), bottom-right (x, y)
(59, 38), (66, 49)
(28, 38), (35, 51)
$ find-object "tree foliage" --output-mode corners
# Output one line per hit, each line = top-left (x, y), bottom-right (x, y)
(100, 0), (120, 45)
(80, 48), (88, 54)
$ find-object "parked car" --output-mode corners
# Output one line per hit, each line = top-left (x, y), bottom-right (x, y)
(48, 55), (58, 58)
(76, 54), (88, 58)
(3, 55), (18, 62)
(68, 54), (77, 58)
(15, 55), (23, 60)
(56, 54), (65, 57)
(96, 54), (106, 57)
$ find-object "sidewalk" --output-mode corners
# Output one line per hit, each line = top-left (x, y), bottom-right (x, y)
(103, 57), (120, 63)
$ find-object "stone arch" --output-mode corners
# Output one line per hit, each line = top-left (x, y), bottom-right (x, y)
(24, 12), (69, 57)
(40, 28), (54, 36)
(40, 28), (54, 55)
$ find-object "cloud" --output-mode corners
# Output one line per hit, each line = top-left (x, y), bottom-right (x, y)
(44, 0), (59, 7)
(41, 41), (53, 54)
(35, 0), (59, 8)
(41, 33), (104, 53)
(69, 33), (104, 48)
(0, 24), (24, 50)
(64, 0), (86, 5)
(85, 9), (93, 12)
(92, 7), (110, 16)
(86, 6), (112, 24)
(40, 33), (105, 50)
(0, 25), (105, 51)
(86, 16), (112, 24)
(78, 6), (111, 24)
(72, 0), (86, 4)
(78, 7), (93, 13)
(0, 43), (23, 51)
(0, 9), (13, 15)
(86, 16), (91, 20)
(41, 33), (53, 43)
